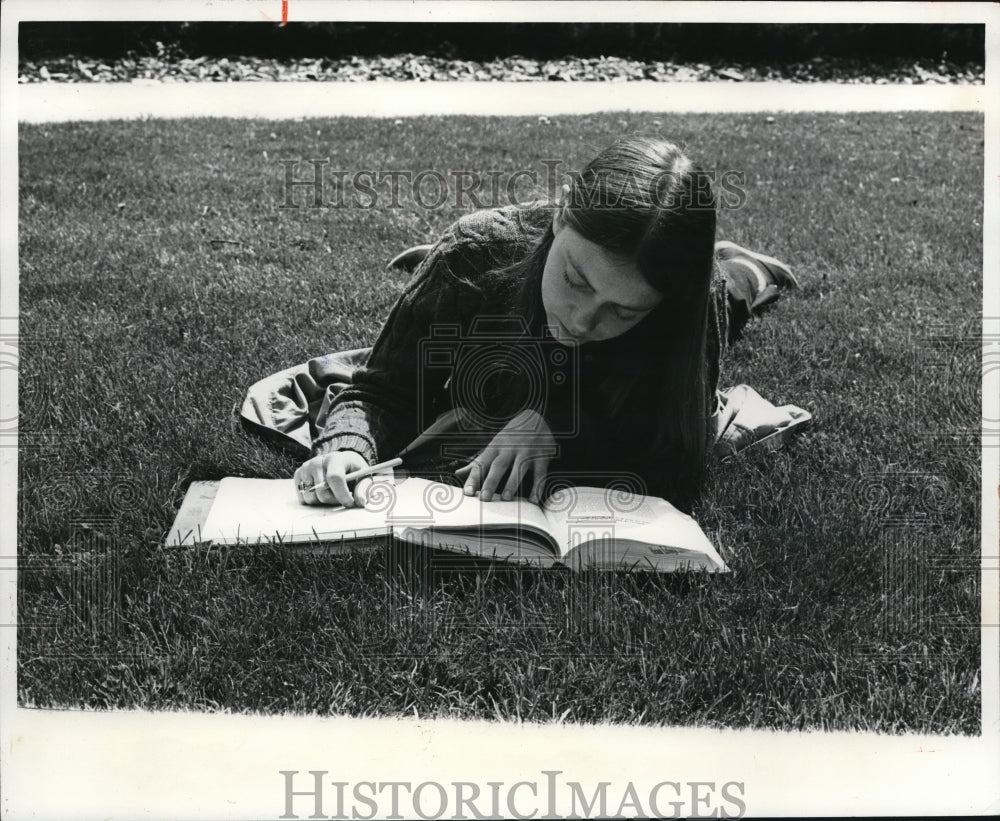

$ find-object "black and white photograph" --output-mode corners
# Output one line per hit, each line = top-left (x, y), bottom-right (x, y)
(2, 1), (998, 817)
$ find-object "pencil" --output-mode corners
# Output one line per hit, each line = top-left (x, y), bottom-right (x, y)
(302, 457), (403, 494)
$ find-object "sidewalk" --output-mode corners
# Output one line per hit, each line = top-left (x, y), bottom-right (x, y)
(17, 80), (984, 122)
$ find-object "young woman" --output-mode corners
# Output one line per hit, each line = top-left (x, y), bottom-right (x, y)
(246, 136), (798, 513)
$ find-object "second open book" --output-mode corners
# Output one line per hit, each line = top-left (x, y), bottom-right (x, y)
(199, 475), (728, 573)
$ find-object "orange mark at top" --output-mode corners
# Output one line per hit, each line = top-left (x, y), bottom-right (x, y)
(281, 0), (288, 26)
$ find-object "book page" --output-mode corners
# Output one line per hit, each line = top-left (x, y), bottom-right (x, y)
(541, 486), (720, 564)
(384, 478), (554, 539)
(199, 476), (555, 547)
(200, 477), (392, 545)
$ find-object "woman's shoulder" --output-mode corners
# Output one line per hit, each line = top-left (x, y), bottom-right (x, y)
(450, 202), (552, 248)
(409, 203), (550, 297)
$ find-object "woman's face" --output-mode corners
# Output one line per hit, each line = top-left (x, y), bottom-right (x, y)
(541, 208), (663, 346)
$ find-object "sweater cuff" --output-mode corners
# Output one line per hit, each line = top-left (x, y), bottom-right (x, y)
(312, 432), (378, 465)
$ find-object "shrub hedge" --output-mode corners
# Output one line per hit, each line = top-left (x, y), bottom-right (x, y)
(20, 22), (984, 63)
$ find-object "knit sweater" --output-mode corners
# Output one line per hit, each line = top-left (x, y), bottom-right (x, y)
(313, 204), (728, 511)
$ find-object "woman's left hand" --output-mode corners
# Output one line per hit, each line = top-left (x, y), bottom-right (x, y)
(454, 409), (557, 504)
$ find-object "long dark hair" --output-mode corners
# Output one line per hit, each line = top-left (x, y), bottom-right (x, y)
(493, 136), (718, 501)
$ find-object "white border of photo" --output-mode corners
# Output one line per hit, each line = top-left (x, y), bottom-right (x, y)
(2, 1), (997, 818)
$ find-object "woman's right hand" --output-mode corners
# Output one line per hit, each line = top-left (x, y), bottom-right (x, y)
(294, 449), (370, 507)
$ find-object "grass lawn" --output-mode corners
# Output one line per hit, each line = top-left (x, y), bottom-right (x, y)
(17, 111), (982, 732)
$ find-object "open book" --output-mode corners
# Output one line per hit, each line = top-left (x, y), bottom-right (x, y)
(197, 476), (727, 573)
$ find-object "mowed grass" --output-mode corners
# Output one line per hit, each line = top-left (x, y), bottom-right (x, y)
(17, 112), (982, 731)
